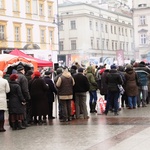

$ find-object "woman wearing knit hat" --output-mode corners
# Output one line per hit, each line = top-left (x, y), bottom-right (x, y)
(8, 74), (26, 130)
(29, 71), (49, 125)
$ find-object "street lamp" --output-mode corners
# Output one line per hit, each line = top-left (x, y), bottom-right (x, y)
(53, 0), (63, 55)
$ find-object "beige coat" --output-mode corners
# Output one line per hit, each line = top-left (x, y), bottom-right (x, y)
(0, 77), (10, 110)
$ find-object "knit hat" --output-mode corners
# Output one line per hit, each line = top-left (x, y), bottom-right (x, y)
(10, 74), (18, 81)
(34, 71), (41, 77)
(17, 65), (24, 71)
(45, 71), (51, 75)
(26, 70), (33, 76)
(78, 68), (84, 73)
(110, 64), (117, 70)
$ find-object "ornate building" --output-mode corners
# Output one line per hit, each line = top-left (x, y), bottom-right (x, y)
(0, 0), (58, 54)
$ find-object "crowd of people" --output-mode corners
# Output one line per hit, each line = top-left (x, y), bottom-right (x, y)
(0, 60), (150, 132)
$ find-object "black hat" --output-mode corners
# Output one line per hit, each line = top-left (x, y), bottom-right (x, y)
(17, 65), (24, 71)
(78, 68), (84, 73)
(110, 64), (117, 70)
(45, 71), (51, 75)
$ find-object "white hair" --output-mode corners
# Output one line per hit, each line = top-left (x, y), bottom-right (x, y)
(0, 70), (3, 77)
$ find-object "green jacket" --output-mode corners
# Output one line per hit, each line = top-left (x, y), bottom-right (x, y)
(86, 66), (98, 91)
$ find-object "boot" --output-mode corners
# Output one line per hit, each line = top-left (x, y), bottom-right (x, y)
(93, 102), (97, 113)
(12, 122), (17, 130)
(0, 120), (6, 132)
(89, 103), (93, 113)
(17, 122), (26, 130)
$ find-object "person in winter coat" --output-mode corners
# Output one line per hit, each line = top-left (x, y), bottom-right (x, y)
(8, 74), (26, 130)
(86, 66), (98, 113)
(29, 71), (49, 125)
(73, 68), (90, 119)
(117, 66), (128, 108)
(125, 65), (139, 109)
(17, 65), (31, 127)
(56, 67), (75, 122)
(54, 67), (63, 119)
(100, 69), (109, 100)
(43, 71), (57, 120)
(105, 64), (123, 115)
(134, 61), (150, 107)
(0, 70), (10, 132)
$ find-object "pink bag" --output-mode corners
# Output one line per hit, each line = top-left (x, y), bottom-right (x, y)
(97, 97), (107, 115)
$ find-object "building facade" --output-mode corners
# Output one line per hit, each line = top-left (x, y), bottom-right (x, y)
(0, 0), (58, 55)
(59, 2), (134, 66)
(133, 0), (150, 62)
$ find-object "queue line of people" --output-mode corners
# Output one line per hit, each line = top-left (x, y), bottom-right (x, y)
(1, 60), (150, 132)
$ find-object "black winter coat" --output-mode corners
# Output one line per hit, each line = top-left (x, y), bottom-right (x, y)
(73, 73), (90, 93)
(106, 69), (123, 92)
(43, 76), (57, 103)
(8, 81), (25, 114)
(29, 77), (49, 116)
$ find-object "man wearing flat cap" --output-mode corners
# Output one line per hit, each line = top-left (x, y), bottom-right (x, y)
(43, 71), (57, 120)
(17, 65), (31, 127)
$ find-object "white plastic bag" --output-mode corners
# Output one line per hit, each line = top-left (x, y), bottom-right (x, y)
(97, 97), (107, 115)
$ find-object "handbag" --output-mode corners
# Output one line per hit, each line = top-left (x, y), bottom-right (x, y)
(117, 84), (125, 95)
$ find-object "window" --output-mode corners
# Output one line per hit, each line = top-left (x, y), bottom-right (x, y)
(39, 4), (44, 15)
(14, 27), (20, 41)
(138, 4), (147, 7)
(71, 40), (76, 50)
(40, 29), (45, 43)
(122, 28), (124, 35)
(70, 20), (76, 30)
(106, 40), (109, 50)
(102, 39), (104, 49)
(115, 42), (117, 50)
(0, 25), (4, 40)
(27, 28), (32, 42)
(140, 34), (146, 44)
(140, 16), (146, 25)
(49, 30), (53, 44)
(48, 5), (52, 17)
(96, 22), (98, 31)
(97, 39), (99, 49)
(111, 26), (113, 34)
(123, 42), (125, 50)
(114, 26), (116, 34)
(105, 25), (108, 33)
(59, 41), (64, 51)
(101, 24), (104, 32)
(89, 21), (92, 30)
(130, 30), (132, 37)
(0, 0), (4, 9)
(112, 41), (114, 50)
(125, 29), (127, 36)
(13, 0), (19, 11)
(119, 27), (121, 35)
(126, 42), (128, 51)
(91, 39), (93, 48)
(26, 0), (31, 13)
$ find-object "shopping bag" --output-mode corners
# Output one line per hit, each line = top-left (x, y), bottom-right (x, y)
(97, 97), (107, 115)
(71, 100), (76, 115)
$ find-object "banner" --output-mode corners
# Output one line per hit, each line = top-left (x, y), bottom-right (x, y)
(116, 49), (124, 66)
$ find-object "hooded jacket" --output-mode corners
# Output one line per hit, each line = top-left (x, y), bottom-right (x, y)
(56, 69), (75, 100)
(86, 66), (98, 91)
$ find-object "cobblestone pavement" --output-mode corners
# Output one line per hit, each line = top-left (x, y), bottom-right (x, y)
(0, 104), (150, 150)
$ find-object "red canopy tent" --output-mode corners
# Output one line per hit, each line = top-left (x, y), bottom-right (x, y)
(10, 49), (53, 67)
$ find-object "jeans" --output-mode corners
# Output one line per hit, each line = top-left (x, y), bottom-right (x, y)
(89, 91), (97, 103)
(128, 96), (137, 108)
(106, 91), (120, 113)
